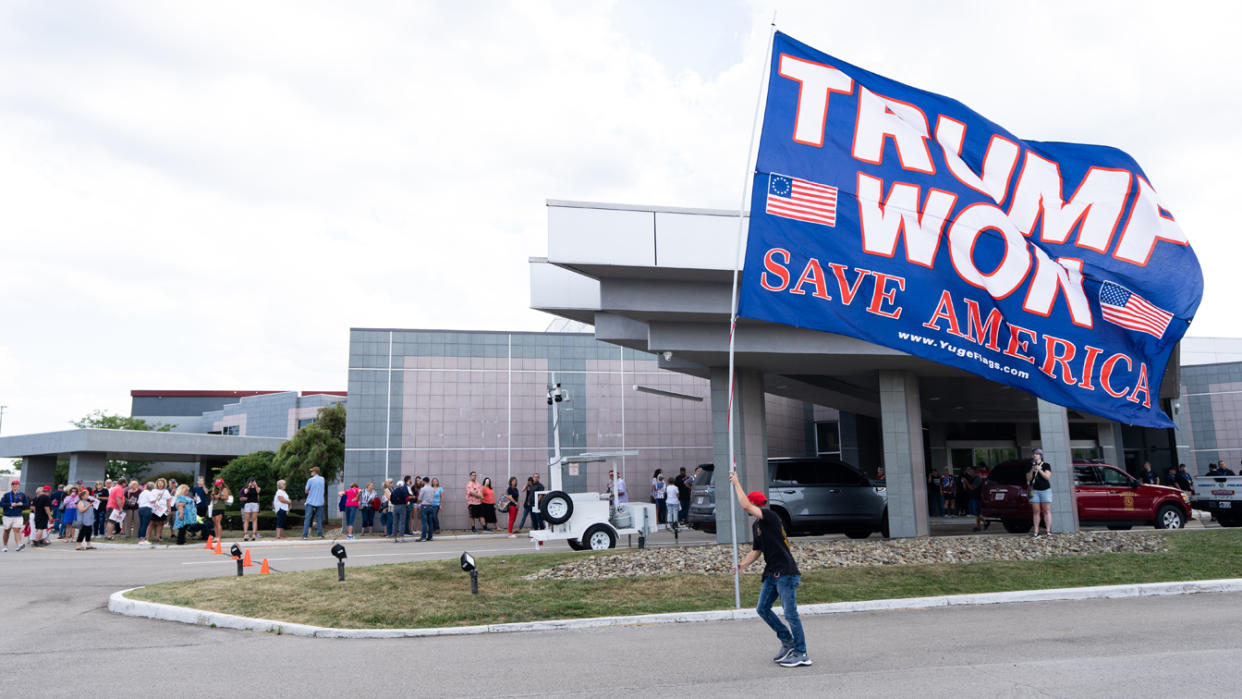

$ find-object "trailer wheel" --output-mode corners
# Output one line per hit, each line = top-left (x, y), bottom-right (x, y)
(582, 524), (616, 550)
(540, 491), (573, 525)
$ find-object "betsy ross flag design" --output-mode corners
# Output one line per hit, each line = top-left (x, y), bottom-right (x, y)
(1099, 281), (1173, 338)
(766, 173), (837, 226)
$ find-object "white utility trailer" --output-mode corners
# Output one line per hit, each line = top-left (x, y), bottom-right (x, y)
(530, 381), (657, 551)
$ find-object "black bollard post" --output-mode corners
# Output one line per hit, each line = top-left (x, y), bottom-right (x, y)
(470, 569), (478, 595)
(337, 560), (345, 582)
(236, 558), (244, 577)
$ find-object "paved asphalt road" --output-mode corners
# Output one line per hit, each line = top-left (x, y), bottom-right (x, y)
(1, 526), (1236, 697)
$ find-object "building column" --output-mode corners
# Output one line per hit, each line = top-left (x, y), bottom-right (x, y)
(67, 452), (107, 485)
(1098, 422), (1125, 471)
(879, 370), (928, 538)
(20, 456), (56, 497)
(928, 423), (947, 478)
(1037, 398), (1079, 533)
(710, 367), (767, 545)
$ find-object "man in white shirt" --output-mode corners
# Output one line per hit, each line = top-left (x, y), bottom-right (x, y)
(607, 470), (628, 504)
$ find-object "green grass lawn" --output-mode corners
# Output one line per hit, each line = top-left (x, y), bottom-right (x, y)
(129, 529), (1242, 629)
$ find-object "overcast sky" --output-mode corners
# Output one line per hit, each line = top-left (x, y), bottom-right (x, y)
(1, 0), (1238, 435)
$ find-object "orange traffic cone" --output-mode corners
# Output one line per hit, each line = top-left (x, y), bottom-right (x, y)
(203, 534), (214, 550)
(242, 549), (254, 567)
(259, 558), (270, 574)
(213, 540), (223, 555)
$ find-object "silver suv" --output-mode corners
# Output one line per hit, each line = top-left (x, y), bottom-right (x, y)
(768, 457), (888, 538)
(687, 457), (888, 539)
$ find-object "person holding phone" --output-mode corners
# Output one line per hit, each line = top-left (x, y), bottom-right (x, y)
(1029, 448), (1053, 539)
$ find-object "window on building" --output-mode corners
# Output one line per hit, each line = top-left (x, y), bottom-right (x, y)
(816, 421), (841, 456)
(222, 425), (240, 436)
(298, 418), (317, 429)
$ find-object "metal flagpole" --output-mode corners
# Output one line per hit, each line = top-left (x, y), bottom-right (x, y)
(727, 16), (777, 610)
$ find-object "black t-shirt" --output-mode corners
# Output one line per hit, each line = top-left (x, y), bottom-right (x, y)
(506, 486), (519, 508)
(752, 509), (799, 580)
(390, 484), (409, 505)
(33, 494), (52, 522)
(1031, 463), (1052, 491)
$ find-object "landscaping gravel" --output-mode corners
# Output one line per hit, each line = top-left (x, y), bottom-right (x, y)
(523, 531), (1166, 580)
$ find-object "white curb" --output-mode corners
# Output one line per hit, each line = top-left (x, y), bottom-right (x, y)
(108, 578), (1242, 639)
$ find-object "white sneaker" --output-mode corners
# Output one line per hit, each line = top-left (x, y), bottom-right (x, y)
(16, 543), (25, 551)
(1, 547), (6, 552)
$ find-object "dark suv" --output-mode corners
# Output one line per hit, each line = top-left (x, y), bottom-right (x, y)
(768, 457), (888, 538)
(982, 460), (1190, 532)
(687, 463), (717, 531)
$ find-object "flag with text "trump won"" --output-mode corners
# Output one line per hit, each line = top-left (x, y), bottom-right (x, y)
(738, 32), (1202, 428)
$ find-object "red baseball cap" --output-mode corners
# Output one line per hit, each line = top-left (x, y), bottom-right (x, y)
(747, 490), (766, 507)
(9, 480), (18, 486)
(215, 478), (224, 485)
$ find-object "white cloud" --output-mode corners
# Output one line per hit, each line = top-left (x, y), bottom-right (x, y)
(0, 0), (1235, 433)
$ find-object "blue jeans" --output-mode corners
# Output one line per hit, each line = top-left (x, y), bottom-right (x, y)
(431, 505), (440, 533)
(419, 505), (435, 540)
(138, 507), (153, 540)
(302, 504), (325, 537)
(343, 506), (357, 528)
(361, 507), (374, 529)
(757, 574), (805, 654)
(382, 511), (392, 536)
(391, 504), (408, 537)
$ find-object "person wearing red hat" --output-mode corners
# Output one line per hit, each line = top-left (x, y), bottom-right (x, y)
(728, 470), (810, 668)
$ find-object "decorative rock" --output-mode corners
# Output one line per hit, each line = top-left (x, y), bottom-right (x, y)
(522, 531), (1165, 581)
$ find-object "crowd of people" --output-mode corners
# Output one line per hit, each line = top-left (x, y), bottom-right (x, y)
(647, 466), (697, 527)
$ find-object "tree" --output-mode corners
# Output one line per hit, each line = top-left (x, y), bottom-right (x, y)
(274, 419), (344, 494)
(316, 403), (345, 441)
(70, 410), (173, 480)
(218, 451), (278, 499)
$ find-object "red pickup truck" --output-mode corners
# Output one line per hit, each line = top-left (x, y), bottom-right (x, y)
(982, 460), (1191, 533)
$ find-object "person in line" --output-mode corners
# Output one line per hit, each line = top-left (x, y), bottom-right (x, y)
(1029, 448), (1053, 539)
(62, 486), (80, 542)
(172, 485), (199, 545)
(466, 472), (485, 533)
(429, 477), (443, 534)
(50, 484), (66, 539)
(273, 480), (291, 539)
(480, 477), (497, 532)
(136, 481), (156, 544)
(150, 478), (173, 543)
(516, 476), (536, 532)
(210, 478), (230, 542)
(503, 476), (520, 537)
(728, 470), (811, 668)
(665, 477), (681, 528)
(239, 477), (261, 541)
(92, 481), (108, 537)
(651, 469), (666, 525)
(339, 481), (360, 540)
(105, 478), (126, 540)
(673, 468), (689, 524)
(405, 476), (420, 536)
(416, 477), (436, 542)
(940, 470), (956, 518)
(389, 477), (410, 542)
(1, 480), (29, 552)
(359, 481), (377, 536)
(380, 479), (393, 537)
(122, 480), (141, 539)
(192, 476), (210, 523)
(74, 488), (98, 550)
(32, 486), (53, 547)
(302, 466), (326, 539)
(529, 472), (545, 530)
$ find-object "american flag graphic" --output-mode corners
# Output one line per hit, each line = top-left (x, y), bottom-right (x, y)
(1099, 281), (1173, 338)
(766, 173), (837, 226)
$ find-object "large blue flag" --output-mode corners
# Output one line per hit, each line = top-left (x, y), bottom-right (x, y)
(738, 32), (1202, 428)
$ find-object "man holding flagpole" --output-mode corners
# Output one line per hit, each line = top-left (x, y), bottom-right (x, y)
(729, 470), (810, 668)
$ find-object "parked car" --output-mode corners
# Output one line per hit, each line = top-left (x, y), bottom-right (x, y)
(768, 457), (888, 538)
(982, 460), (1191, 532)
(1190, 474), (1242, 527)
(687, 463), (716, 531)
